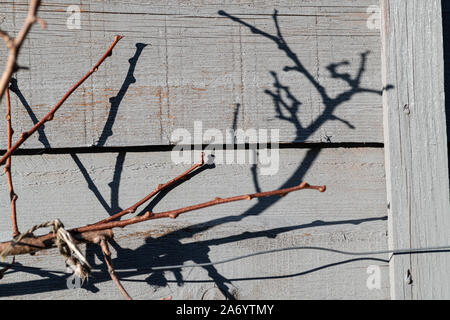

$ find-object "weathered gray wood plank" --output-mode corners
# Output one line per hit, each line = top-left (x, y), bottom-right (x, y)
(0, 148), (389, 299)
(381, 0), (450, 299)
(441, 4), (450, 139)
(0, 0), (383, 148)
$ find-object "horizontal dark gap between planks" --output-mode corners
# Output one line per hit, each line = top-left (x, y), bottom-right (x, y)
(0, 142), (384, 156)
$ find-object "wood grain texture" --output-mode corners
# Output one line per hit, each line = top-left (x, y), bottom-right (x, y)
(381, 0), (450, 299)
(0, 0), (383, 149)
(0, 148), (389, 299)
(441, 1), (450, 138)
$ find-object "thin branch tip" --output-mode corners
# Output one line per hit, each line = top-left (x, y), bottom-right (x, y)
(99, 238), (132, 300)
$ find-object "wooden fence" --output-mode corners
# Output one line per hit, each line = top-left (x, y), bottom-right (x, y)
(0, 0), (448, 299)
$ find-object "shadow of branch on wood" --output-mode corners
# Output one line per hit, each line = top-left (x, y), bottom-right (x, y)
(0, 215), (389, 298)
(96, 43), (148, 147)
(2, 10), (394, 299)
(69, 43), (147, 218)
(9, 78), (51, 148)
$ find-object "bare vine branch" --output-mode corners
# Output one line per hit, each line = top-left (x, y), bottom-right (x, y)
(0, 181), (325, 257)
(0, 0), (43, 105)
(0, 4), (330, 299)
(93, 152), (205, 226)
(99, 238), (132, 300)
(0, 229), (113, 257)
(0, 35), (123, 167)
(4, 87), (18, 237)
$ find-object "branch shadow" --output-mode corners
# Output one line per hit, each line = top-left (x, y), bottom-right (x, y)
(70, 43), (148, 217)
(96, 43), (148, 147)
(0, 216), (390, 298)
(70, 152), (126, 216)
(117, 10), (390, 298)
(118, 9), (391, 298)
(2, 11), (394, 299)
(9, 78), (51, 148)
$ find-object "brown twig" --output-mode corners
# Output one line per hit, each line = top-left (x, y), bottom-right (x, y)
(74, 181), (326, 234)
(93, 152), (205, 226)
(0, 181), (325, 258)
(0, 3), (331, 300)
(0, 35), (123, 167)
(0, 229), (113, 257)
(99, 238), (132, 300)
(0, 0), (43, 105)
(4, 87), (19, 237)
(0, 182), (324, 256)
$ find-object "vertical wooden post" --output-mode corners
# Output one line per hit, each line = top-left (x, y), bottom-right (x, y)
(381, 0), (450, 299)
